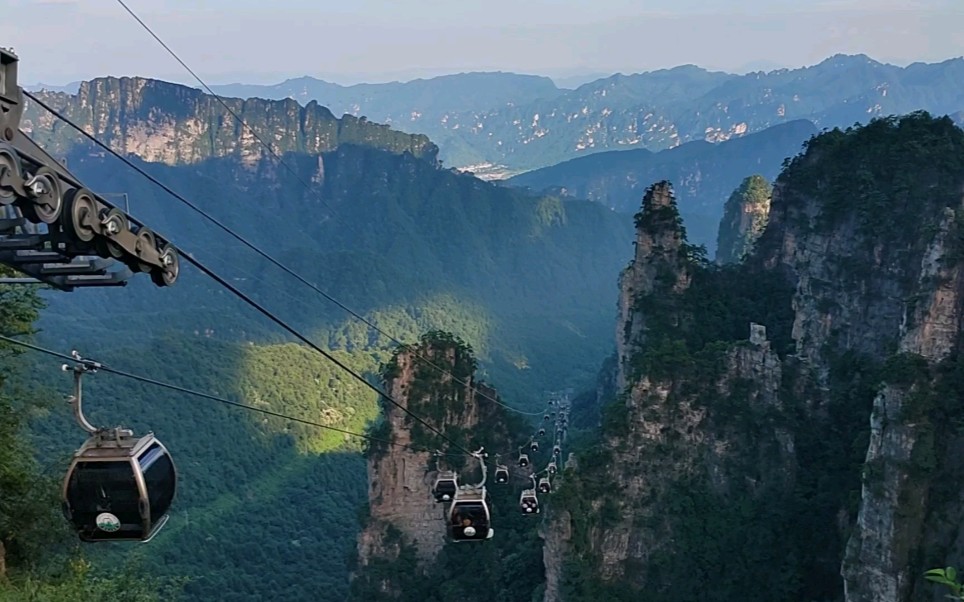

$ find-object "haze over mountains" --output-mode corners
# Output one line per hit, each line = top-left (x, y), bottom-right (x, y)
(508, 119), (819, 252)
(191, 54), (964, 175)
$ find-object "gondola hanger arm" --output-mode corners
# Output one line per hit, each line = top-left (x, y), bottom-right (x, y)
(62, 350), (105, 435)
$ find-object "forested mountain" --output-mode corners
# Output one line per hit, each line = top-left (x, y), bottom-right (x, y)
(11, 54), (964, 602)
(6, 75), (633, 600)
(22, 76), (632, 401)
(38, 141), (632, 400)
(193, 55), (964, 173)
(507, 119), (816, 252)
(210, 72), (560, 127)
(549, 112), (964, 602)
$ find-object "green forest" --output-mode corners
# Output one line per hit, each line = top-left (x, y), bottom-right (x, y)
(2, 98), (630, 599)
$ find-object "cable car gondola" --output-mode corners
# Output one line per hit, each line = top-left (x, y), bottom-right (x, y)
(494, 465), (509, 484)
(59, 355), (176, 543)
(530, 441), (539, 453)
(63, 430), (176, 542)
(519, 488), (540, 514)
(553, 445), (561, 457)
(538, 428), (545, 437)
(548, 461), (557, 476)
(538, 476), (552, 494)
(518, 452), (529, 467)
(448, 488), (494, 542)
(432, 470), (459, 503)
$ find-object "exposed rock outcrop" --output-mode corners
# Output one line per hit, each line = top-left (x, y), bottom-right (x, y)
(841, 206), (964, 602)
(352, 332), (526, 599)
(715, 174), (772, 264)
(615, 181), (693, 393)
(22, 77), (438, 167)
(356, 338), (482, 575)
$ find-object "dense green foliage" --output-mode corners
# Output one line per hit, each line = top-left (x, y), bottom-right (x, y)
(38, 140), (630, 407)
(382, 331), (479, 450)
(777, 111), (964, 244)
(19, 335), (381, 601)
(555, 113), (964, 601)
(0, 268), (184, 598)
(715, 174), (772, 264)
(510, 120), (814, 251)
(18, 85), (629, 598)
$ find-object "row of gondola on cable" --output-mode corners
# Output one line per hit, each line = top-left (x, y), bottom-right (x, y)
(58, 350), (570, 545)
(431, 396), (571, 542)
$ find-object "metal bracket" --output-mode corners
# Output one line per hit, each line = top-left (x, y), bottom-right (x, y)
(0, 48), (180, 290)
(62, 350), (105, 435)
(470, 447), (487, 488)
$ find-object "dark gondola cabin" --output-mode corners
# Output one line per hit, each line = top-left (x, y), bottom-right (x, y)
(519, 489), (539, 514)
(530, 441), (539, 452)
(538, 477), (552, 494)
(494, 465), (509, 483)
(518, 452), (529, 467)
(448, 489), (493, 542)
(432, 471), (459, 503)
(62, 432), (176, 542)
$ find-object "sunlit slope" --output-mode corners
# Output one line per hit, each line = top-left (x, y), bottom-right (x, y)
(36, 143), (631, 402)
(23, 336), (379, 600)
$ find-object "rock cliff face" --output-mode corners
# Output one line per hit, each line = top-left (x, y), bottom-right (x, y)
(715, 174), (772, 265)
(351, 332), (537, 599)
(22, 77), (438, 166)
(614, 182), (694, 393)
(553, 113), (964, 602)
(356, 337), (485, 574)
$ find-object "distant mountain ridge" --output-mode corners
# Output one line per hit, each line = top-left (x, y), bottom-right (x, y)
(508, 119), (819, 252)
(23, 76), (438, 166)
(206, 55), (964, 173)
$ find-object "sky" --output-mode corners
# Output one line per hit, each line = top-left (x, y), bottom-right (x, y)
(1, 0), (962, 87)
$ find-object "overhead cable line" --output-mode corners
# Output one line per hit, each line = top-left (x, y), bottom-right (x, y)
(0, 334), (463, 457)
(106, 1), (545, 418)
(20, 93), (475, 457)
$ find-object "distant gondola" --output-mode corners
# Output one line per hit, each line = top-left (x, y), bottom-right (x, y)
(519, 489), (540, 514)
(432, 470), (459, 503)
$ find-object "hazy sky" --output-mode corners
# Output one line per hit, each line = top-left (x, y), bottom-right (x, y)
(2, 0), (962, 86)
